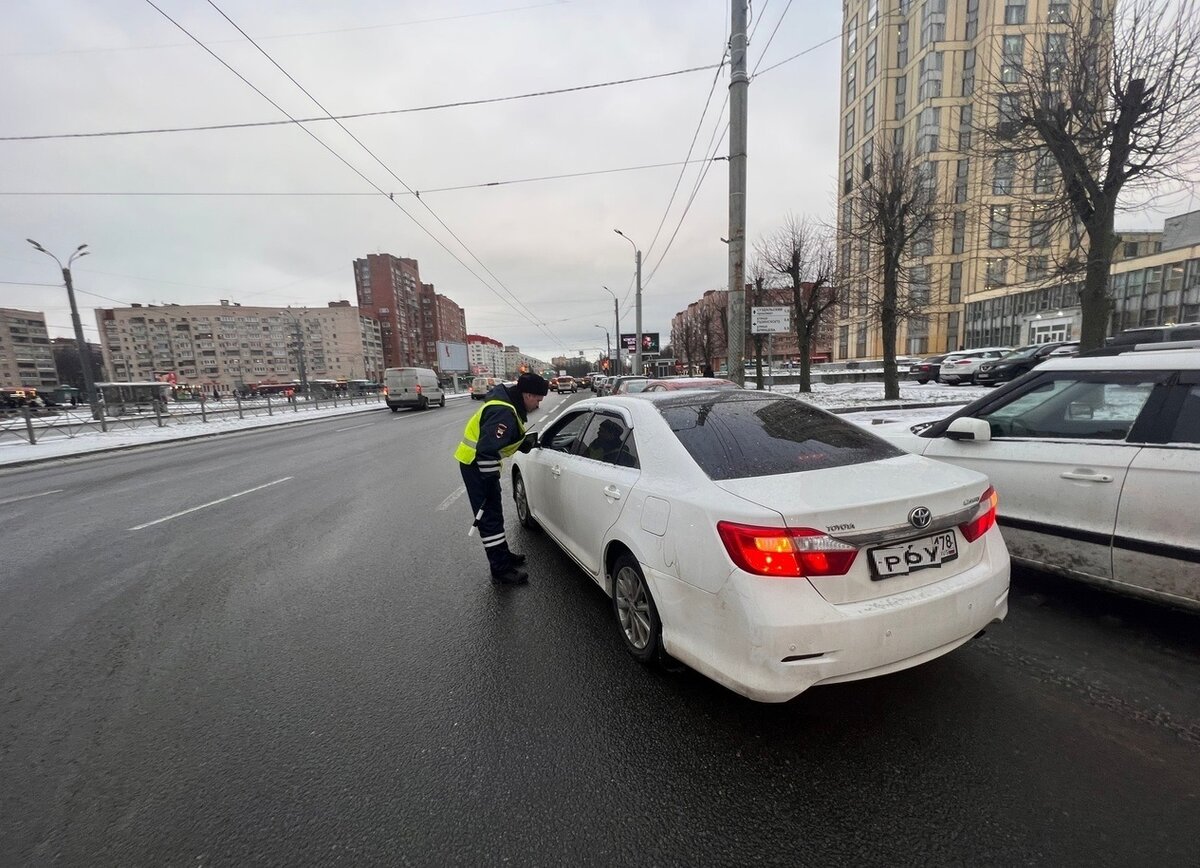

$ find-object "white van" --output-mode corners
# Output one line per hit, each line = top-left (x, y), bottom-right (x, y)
(384, 367), (445, 411)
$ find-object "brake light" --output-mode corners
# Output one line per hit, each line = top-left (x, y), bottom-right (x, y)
(382, 386), (388, 395)
(958, 486), (998, 542)
(415, 385), (423, 394)
(716, 522), (858, 577)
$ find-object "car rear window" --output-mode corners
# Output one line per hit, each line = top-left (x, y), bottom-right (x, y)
(657, 393), (902, 480)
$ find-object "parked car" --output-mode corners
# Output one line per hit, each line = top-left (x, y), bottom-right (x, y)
(974, 342), (1078, 386)
(910, 354), (950, 385)
(510, 391), (1009, 702)
(938, 347), (1013, 385)
(384, 367), (445, 411)
(470, 376), (500, 399)
(877, 347), (1200, 612)
(591, 375), (608, 394)
(556, 376), (577, 393)
(608, 376), (650, 395)
(641, 377), (741, 391)
(1093, 322), (1200, 355)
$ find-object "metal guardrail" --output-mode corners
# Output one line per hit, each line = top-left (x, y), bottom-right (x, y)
(0, 393), (384, 446)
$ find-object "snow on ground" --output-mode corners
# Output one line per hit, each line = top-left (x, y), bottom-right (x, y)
(0, 380), (994, 469)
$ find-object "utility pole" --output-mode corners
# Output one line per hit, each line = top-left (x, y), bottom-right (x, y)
(288, 309), (309, 394)
(727, 0), (749, 387)
(603, 285), (621, 374)
(27, 239), (101, 419)
(634, 249), (643, 376)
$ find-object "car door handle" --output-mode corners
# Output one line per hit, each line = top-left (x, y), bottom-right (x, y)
(1060, 470), (1114, 483)
(550, 466), (562, 478)
(603, 485), (622, 500)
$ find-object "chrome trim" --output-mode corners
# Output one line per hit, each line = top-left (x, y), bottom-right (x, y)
(831, 503), (978, 548)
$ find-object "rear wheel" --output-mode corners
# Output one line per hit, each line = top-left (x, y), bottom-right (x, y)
(416, 396), (428, 410)
(512, 470), (540, 531)
(611, 553), (661, 663)
(390, 405), (399, 413)
(439, 394), (446, 408)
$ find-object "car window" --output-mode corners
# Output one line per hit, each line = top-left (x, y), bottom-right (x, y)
(659, 394), (902, 480)
(542, 411), (591, 452)
(1168, 384), (1200, 444)
(578, 413), (639, 468)
(974, 373), (1161, 440)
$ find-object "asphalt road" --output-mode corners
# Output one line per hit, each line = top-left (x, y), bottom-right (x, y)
(2, 390), (1198, 866)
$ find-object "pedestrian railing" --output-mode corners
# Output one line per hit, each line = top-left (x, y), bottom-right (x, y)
(0, 392), (384, 446)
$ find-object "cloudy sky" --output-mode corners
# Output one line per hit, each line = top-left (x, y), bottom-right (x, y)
(2, 1), (1190, 363)
(0, 0), (845, 362)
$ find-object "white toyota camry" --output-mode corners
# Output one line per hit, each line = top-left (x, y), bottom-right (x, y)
(511, 391), (1010, 702)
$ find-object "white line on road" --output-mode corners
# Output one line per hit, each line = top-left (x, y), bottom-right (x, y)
(129, 477), (294, 531)
(334, 423), (374, 432)
(436, 485), (467, 511)
(0, 489), (65, 507)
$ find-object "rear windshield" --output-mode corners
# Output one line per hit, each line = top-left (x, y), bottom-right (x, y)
(657, 394), (902, 480)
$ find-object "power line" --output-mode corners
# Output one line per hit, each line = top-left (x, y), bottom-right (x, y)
(0, 63), (720, 143)
(200, 0), (563, 351)
(0, 279), (62, 286)
(751, 0), (794, 75)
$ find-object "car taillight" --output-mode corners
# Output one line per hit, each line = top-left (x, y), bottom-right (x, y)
(382, 386), (388, 395)
(716, 522), (858, 577)
(958, 486), (998, 543)
(415, 385), (423, 394)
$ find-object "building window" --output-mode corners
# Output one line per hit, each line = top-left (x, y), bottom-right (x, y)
(839, 325), (849, 358)
(986, 257), (1008, 285)
(863, 88), (876, 133)
(1030, 217), (1052, 248)
(952, 211), (967, 253)
(866, 38), (878, 81)
(990, 205), (1011, 248)
(893, 126), (906, 149)
(894, 74), (907, 120)
(846, 61), (857, 103)
(954, 159), (969, 203)
(949, 261), (963, 303)
(856, 324), (868, 356)
(908, 315), (930, 355)
(910, 266), (932, 304)
(921, 0), (947, 47)
(918, 51), (944, 100)
(958, 104), (973, 151)
(862, 138), (875, 181)
(844, 109), (856, 149)
(1049, 1), (1070, 23)
(1123, 241), (1140, 259)
(897, 22), (909, 67)
(868, 0), (879, 32)
(847, 14), (859, 56)
(1005, 0), (1027, 25)
(1027, 256), (1049, 282)
(965, 0), (979, 39)
(1001, 34), (1024, 83)
(917, 106), (941, 154)
(843, 157), (854, 195)
(997, 94), (1019, 136)
(913, 222), (934, 257)
(961, 48), (976, 97)
(1033, 148), (1056, 194)
(1045, 33), (1068, 82)
(993, 153), (1015, 194)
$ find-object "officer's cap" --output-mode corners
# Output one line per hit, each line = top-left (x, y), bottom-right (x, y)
(516, 373), (550, 396)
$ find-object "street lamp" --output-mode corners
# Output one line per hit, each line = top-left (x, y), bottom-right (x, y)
(594, 324), (611, 373)
(602, 285), (620, 374)
(283, 306), (310, 395)
(613, 230), (643, 375)
(26, 239), (101, 419)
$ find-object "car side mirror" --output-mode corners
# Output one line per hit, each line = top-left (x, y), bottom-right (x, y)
(1067, 402), (1094, 421)
(945, 417), (992, 442)
(523, 432), (540, 450)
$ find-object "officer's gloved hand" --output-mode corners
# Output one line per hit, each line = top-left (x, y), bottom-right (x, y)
(519, 433), (536, 454)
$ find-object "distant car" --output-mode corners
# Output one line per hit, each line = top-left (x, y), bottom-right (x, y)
(877, 347), (1200, 612)
(556, 376), (577, 393)
(510, 391), (1009, 702)
(641, 377), (741, 392)
(609, 376), (650, 395)
(974, 342), (1077, 386)
(591, 375), (608, 394)
(470, 376), (500, 399)
(938, 347), (1012, 385)
(577, 374), (593, 389)
(1092, 322), (1200, 355)
(910, 354), (950, 385)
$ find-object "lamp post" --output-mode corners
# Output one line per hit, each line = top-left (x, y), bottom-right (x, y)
(594, 324), (611, 373)
(613, 230), (643, 375)
(26, 239), (101, 419)
(284, 307), (310, 395)
(602, 285), (620, 373)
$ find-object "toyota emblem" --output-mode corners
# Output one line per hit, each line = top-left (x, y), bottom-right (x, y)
(908, 506), (933, 529)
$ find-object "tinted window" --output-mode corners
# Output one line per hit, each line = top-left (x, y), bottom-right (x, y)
(658, 394), (901, 480)
(543, 411), (591, 452)
(579, 414), (639, 468)
(1168, 384), (1200, 444)
(976, 373), (1162, 440)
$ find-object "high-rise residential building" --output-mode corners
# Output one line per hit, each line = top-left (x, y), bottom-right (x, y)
(353, 254), (424, 368)
(94, 300), (384, 392)
(835, 0), (1108, 359)
(51, 337), (106, 391)
(0, 308), (57, 389)
(418, 282), (468, 363)
(467, 334), (506, 377)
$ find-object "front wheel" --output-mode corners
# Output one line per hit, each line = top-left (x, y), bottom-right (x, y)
(512, 470), (540, 531)
(390, 405), (399, 413)
(611, 553), (661, 664)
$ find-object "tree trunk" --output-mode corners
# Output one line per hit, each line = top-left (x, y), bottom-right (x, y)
(798, 319), (813, 392)
(1080, 214), (1118, 351)
(881, 265), (900, 400)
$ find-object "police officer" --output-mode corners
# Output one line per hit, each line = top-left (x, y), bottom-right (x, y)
(454, 372), (549, 585)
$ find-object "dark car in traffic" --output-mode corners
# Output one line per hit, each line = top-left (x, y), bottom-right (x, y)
(974, 342), (1078, 385)
(910, 354), (949, 385)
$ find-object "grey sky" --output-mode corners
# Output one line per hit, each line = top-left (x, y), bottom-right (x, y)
(2, 1), (1190, 362)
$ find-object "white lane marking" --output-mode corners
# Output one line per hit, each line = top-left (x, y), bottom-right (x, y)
(0, 489), (65, 507)
(334, 423), (374, 432)
(436, 485), (467, 511)
(129, 477), (293, 531)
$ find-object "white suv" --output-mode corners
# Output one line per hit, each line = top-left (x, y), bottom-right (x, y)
(938, 347), (1012, 385)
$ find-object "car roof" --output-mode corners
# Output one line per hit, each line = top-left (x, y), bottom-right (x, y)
(1040, 347), (1200, 371)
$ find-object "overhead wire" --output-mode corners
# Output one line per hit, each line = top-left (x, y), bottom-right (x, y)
(751, 0), (794, 75)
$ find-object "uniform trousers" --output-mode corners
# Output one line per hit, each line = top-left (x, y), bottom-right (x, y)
(460, 461), (515, 575)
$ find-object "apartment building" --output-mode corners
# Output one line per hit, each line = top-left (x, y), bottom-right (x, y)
(506, 346), (547, 377)
(353, 254), (424, 369)
(0, 308), (57, 389)
(417, 282), (468, 365)
(836, 0), (1109, 359)
(467, 334), (506, 377)
(94, 300), (385, 392)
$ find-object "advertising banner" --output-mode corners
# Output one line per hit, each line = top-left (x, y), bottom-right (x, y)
(436, 341), (470, 372)
(620, 332), (660, 353)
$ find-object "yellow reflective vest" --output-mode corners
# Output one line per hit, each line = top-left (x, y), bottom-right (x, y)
(454, 398), (526, 465)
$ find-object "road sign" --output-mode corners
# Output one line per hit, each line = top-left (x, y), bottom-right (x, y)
(751, 306), (791, 334)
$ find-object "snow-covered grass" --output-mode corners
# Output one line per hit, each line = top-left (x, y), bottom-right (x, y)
(0, 380), (993, 469)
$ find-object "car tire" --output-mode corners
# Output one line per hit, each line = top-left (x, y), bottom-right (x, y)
(916, 378), (929, 385)
(611, 553), (662, 664)
(390, 406), (399, 413)
(512, 469), (540, 532)
(439, 394), (446, 408)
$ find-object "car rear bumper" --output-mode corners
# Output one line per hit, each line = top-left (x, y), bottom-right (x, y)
(651, 531), (1010, 702)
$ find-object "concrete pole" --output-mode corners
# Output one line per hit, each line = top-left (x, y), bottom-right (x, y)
(61, 266), (101, 420)
(604, 286), (620, 374)
(634, 249), (643, 376)
(727, 0), (749, 387)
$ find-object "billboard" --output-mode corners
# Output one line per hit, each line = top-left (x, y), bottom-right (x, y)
(436, 340), (469, 372)
(620, 332), (660, 353)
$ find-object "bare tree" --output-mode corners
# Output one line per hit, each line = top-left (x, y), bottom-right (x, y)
(756, 214), (841, 392)
(843, 137), (942, 399)
(977, 0), (1200, 349)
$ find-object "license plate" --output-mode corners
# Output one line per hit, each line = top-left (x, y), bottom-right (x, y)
(870, 530), (958, 579)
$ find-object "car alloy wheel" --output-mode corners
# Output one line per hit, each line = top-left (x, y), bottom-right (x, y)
(611, 553), (661, 663)
(512, 470), (539, 531)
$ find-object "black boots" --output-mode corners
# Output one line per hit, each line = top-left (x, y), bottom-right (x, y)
(491, 566), (529, 585)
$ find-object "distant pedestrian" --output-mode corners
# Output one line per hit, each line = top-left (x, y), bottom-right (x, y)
(454, 373), (549, 585)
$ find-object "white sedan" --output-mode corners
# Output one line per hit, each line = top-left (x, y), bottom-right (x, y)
(510, 391), (1010, 702)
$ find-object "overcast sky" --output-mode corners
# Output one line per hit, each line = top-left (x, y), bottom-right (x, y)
(2, 1), (1192, 363)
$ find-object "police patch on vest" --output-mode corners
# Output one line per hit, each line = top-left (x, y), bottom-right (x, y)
(495, 423), (507, 438)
